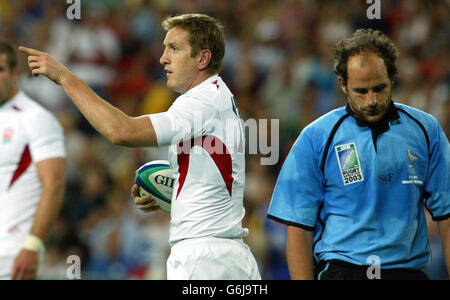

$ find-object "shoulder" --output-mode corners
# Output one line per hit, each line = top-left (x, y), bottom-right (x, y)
(187, 75), (230, 101)
(172, 76), (228, 112)
(16, 92), (62, 130)
(395, 103), (435, 121)
(291, 107), (349, 154)
(394, 102), (441, 132)
(301, 106), (349, 139)
(15, 92), (55, 117)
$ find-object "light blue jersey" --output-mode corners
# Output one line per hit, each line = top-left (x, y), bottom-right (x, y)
(268, 102), (449, 269)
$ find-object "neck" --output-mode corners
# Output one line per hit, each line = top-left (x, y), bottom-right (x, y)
(0, 86), (19, 106)
(183, 72), (217, 93)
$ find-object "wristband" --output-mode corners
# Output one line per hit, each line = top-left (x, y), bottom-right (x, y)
(23, 235), (44, 252)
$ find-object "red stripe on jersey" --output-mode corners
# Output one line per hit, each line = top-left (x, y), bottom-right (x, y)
(176, 149), (190, 199)
(8, 145), (32, 189)
(12, 105), (21, 111)
(176, 136), (234, 199)
(212, 80), (219, 89)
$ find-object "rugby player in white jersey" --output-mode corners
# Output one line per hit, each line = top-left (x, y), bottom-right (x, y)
(0, 40), (66, 280)
(20, 14), (261, 280)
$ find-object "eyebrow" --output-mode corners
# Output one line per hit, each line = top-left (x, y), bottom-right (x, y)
(165, 42), (179, 48)
(352, 83), (387, 94)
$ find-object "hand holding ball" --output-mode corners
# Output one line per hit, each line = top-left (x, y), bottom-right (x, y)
(134, 160), (174, 213)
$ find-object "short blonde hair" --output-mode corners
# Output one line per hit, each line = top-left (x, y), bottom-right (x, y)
(162, 14), (225, 74)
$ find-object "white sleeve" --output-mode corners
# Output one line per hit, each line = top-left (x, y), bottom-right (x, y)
(149, 95), (217, 147)
(24, 109), (66, 162)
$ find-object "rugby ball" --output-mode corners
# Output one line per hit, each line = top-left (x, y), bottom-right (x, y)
(135, 160), (174, 213)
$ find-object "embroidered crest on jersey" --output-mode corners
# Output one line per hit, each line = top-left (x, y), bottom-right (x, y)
(403, 149), (423, 185)
(335, 142), (364, 185)
(3, 128), (13, 143)
(407, 149), (418, 164)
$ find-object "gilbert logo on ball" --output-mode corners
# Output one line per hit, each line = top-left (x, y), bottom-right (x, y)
(135, 160), (174, 213)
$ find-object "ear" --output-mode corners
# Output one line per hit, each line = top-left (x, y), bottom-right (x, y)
(338, 77), (348, 94)
(197, 49), (212, 71)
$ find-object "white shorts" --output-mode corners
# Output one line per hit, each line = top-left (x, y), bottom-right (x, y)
(167, 237), (261, 280)
(0, 254), (16, 280)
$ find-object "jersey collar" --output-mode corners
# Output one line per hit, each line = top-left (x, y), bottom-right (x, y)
(184, 74), (220, 96)
(346, 101), (400, 151)
(0, 90), (23, 111)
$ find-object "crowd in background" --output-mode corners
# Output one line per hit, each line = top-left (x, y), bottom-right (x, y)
(1, 0), (448, 279)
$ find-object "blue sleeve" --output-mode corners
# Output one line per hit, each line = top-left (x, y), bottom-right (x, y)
(424, 120), (449, 221)
(267, 129), (324, 230)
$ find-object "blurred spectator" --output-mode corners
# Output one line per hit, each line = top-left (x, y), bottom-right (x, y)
(63, 6), (120, 93)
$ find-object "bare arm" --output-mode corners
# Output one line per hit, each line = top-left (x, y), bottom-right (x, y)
(286, 225), (314, 280)
(437, 218), (450, 274)
(12, 157), (66, 280)
(30, 157), (66, 240)
(19, 46), (157, 147)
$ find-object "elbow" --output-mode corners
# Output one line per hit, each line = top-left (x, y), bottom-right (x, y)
(107, 126), (127, 146)
(108, 129), (135, 147)
(109, 135), (127, 146)
(109, 133), (123, 146)
(105, 117), (156, 147)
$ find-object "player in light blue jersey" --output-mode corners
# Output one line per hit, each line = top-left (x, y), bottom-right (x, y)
(268, 29), (449, 280)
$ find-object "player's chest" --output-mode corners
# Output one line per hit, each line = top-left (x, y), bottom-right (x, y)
(327, 128), (429, 187)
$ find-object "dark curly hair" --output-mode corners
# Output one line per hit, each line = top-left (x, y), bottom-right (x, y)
(333, 29), (399, 85)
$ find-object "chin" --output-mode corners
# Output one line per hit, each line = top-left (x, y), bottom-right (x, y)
(166, 81), (178, 93)
(166, 80), (181, 94)
(365, 115), (383, 123)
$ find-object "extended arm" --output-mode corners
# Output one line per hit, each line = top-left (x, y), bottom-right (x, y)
(286, 225), (314, 280)
(19, 46), (157, 147)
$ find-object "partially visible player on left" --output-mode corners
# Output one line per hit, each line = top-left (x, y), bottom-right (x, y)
(0, 40), (66, 280)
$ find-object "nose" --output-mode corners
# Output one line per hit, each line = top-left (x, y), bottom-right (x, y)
(160, 48), (169, 65)
(367, 91), (377, 107)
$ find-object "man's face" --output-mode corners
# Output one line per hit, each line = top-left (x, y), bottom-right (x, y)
(0, 54), (17, 105)
(339, 52), (393, 123)
(160, 27), (201, 94)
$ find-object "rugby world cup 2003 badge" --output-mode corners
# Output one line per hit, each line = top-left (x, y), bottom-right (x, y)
(335, 142), (364, 185)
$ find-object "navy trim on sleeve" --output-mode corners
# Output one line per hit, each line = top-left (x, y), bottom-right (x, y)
(431, 213), (450, 222)
(267, 214), (315, 231)
(422, 191), (448, 221)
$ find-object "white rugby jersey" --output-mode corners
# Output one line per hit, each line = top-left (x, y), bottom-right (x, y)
(0, 91), (65, 254)
(149, 75), (248, 245)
